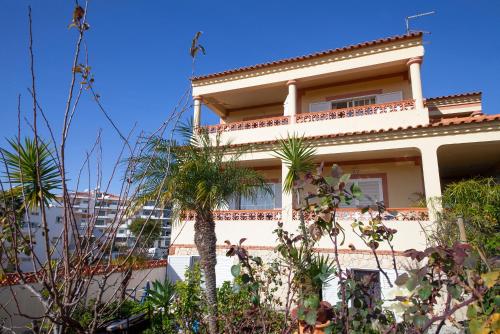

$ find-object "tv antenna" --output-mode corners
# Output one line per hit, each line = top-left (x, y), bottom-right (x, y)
(406, 11), (435, 35)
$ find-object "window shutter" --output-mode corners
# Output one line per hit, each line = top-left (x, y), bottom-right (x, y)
(167, 255), (193, 282)
(309, 101), (331, 112)
(322, 276), (340, 306)
(376, 91), (403, 104)
(357, 179), (383, 206)
(342, 178), (384, 208)
(215, 256), (235, 288)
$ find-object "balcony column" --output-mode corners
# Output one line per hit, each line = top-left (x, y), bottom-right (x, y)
(420, 144), (442, 221)
(286, 80), (297, 124)
(281, 160), (294, 223)
(407, 57), (424, 110)
(193, 95), (202, 128)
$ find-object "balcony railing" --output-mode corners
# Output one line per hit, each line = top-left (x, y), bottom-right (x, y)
(293, 207), (428, 221)
(295, 99), (416, 123)
(204, 115), (290, 133)
(183, 209), (282, 221)
(202, 99), (416, 133)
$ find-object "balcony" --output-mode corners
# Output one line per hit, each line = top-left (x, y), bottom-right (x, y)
(205, 115), (290, 134)
(293, 207), (429, 221)
(201, 99), (427, 146)
(183, 209), (282, 221)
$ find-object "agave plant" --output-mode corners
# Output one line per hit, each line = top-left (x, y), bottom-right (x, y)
(1, 137), (61, 210)
(146, 279), (176, 310)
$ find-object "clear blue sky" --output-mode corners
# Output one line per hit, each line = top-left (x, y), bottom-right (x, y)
(1, 0), (499, 192)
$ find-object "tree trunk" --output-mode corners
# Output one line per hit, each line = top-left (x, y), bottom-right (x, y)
(194, 211), (218, 334)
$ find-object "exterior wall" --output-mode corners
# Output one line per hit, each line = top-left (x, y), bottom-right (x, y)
(172, 218), (431, 253)
(339, 160), (424, 208)
(299, 75), (411, 114)
(0, 265), (167, 333)
(224, 104), (283, 123)
(170, 245), (418, 273)
(427, 93), (482, 118)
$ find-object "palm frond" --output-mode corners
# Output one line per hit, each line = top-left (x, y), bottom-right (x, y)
(273, 135), (316, 193)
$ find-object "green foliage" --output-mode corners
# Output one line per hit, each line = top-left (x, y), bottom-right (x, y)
(0, 137), (61, 210)
(131, 122), (269, 216)
(146, 279), (176, 310)
(436, 177), (500, 258)
(129, 217), (162, 247)
(273, 135), (316, 194)
(71, 299), (140, 332)
(396, 244), (499, 333)
(174, 263), (205, 332)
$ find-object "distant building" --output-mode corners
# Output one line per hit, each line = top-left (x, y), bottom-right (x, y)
(11, 191), (171, 271)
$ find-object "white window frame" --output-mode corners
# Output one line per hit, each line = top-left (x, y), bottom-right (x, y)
(330, 94), (377, 110)
(309, 91), (403, 113)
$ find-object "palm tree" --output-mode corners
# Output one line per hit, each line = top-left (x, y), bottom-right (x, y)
(131, 123), (269, 334)
(273, 134), (316, 245)
(1, 137), (61, 210)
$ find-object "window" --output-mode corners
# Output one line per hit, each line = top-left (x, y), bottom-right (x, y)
(309, 91), (403, 113)
(30, 211), (39, 216)
(331, 96), (376, 110)
(96, 219), (105, 226)
(118, 229), (125, 234)
(341, 177), (384, 208)
(353, 269), (381, 307)
(98, 210), (107, 216)
(228, 183), (282, 210)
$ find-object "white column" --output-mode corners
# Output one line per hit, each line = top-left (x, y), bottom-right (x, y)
(420, 145), (442, 221)
(281, 161), (294, 223)
(407, 57), (424, 110)
(286, 80), (297, 124)
(193, 96), (202, 128)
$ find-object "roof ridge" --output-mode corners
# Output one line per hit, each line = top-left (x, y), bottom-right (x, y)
(192, 32), (423, 81)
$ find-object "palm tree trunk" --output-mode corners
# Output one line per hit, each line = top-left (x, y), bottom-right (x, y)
(194, 211), (218, 334)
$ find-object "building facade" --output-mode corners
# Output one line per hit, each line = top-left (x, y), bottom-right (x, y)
(169, 33), (500, 293)
(10, 191), (171, 272)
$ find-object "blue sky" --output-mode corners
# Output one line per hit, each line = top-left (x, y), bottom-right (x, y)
(1, 0), (499, 192)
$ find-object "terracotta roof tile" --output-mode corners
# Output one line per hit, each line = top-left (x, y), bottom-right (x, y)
(426, 92), (482, 101)
(192, 32), (423, 81)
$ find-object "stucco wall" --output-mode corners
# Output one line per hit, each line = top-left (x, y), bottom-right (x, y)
(0, 266), (167, 333)
(340, 161), (424, 208)
(300, 75), (412, 114)
(224, 104), (283, 123)
(171, 217), (432, 253)
(252, 160), (424, 208)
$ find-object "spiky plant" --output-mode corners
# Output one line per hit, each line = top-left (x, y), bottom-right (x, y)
(1, 137), (60, 210)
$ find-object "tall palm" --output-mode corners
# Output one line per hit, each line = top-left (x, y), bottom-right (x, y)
(131, 123), (269, 334)
(1, 137), (60, 210)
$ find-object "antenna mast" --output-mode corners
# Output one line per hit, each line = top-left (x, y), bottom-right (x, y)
(406, 11), (435, 35)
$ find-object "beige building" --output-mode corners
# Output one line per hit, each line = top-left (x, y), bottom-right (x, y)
(169, 33), (500, 294)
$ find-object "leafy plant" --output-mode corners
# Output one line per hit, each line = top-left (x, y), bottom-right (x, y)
(129, 217), (162, 248)
(1, 137), (61, 210)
